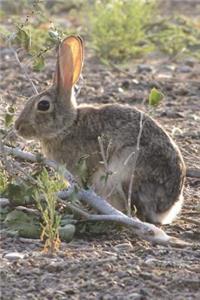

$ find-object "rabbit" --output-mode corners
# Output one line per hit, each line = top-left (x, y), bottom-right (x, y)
(15, 35), (186, 224)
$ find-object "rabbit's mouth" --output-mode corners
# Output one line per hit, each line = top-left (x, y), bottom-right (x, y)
(15, 123), (37, 139)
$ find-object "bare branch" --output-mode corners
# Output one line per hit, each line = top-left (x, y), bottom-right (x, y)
(7, 35), (38, 95)
(127, 111), (144, 217)
(3, 145), (189, 246)
(98, 136), (111, 174)
(186, 168), (200, 178)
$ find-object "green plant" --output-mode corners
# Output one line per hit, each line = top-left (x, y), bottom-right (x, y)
(87, 0), (156, 62)
(148, 16), (200, 58)
(0, 168), (9, 195)
(34, 168), (66, 254)
(149, 88), (164, 107)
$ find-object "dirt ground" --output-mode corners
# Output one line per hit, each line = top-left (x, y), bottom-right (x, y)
(1, 1), (200, 299)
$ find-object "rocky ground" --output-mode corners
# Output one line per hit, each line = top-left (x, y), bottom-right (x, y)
(0, 1), (200, 299)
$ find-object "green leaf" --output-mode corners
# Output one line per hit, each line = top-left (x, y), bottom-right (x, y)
(149, 88), (164, 106)
(15, 27), (30, 51)
(48, 30), (60, 42)
(33, 55), (45, 72)
(5, 113), (14, 128)
(4, 105), (15, 128)
(4, 209), (41, 239)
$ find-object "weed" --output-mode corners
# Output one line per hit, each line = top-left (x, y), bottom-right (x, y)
(148, 16), (200, 59)
(34, 168), (66, 254)
(87, 0), (156, 62)
(87, 0), (200, 62)
(0, 168), (9, 195)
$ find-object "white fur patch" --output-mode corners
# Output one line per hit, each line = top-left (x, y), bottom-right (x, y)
(153, 193), (184, 224)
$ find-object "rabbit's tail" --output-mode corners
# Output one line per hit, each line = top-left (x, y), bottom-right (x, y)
(137, 186), (184, 225)
(153, 193), (184, 224)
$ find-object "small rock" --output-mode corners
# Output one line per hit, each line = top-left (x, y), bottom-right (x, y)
(59, 224), (75, 242)
(113, 242), (133, 251)
(160, 64), (176, 72)
(176, 65), (192, 73)
(45, 261), (64, 273)
(121, 80), (130, 89)
(144, 258), (157, 266)
(0, 198), (10, 208)
(184, 58), (196, 67)
(127, 293), (142, 300)
(160, 110), (184, 118)
(137, 64), (154, 73)
(176, 87), (189, 96)
(4, 252), (25, 261)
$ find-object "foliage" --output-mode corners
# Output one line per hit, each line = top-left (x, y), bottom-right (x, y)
(34, 168), (66, 254)
(147, 16), (200, 59)
(4, 208), (41, 238)
(149, 88), (164, 106)
(0, 168), (9, 195)
(4, 105), (15, 128)
(88, 0), (156, 62)
(0, 1), (64, 71)
(87, 0), (200, 62)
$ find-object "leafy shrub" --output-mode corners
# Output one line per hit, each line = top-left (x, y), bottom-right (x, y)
(88, 0), (156, 62)
(147, 16), (200, 58)
(35, 168), (66, 253)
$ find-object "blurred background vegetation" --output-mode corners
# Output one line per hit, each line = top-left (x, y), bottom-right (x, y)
(0, 0), (200, 70)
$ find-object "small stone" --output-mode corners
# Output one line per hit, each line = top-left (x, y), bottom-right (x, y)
(176, 65), (192, 73)
(161, 64), (176, 72)
(59, 224), (75, 242)
(45, 261), (64, 273)
(4, 252), (25, 261)
(144, 258), (157, 266)
(0, 198), (10, 208)
(127, 293), (141, 300)
(121, 80), (130, 89)
(137, 64), (154, 73)
(113, 242), (133, 251)
(184, 58), (196, 67)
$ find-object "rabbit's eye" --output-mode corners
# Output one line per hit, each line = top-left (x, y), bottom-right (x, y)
(37, 100), (50, 111)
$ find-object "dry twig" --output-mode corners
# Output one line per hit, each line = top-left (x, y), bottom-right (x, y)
(3, 145), (190, 246)
(127, 111), (144, 217)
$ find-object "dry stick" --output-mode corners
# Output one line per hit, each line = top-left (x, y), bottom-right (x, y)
(3, 145), (189, 246)
(181, 217), (200, 226)
(8, 36), (38, 95)
(98, 136), (110, 174)
(186, 168), (200, 178)
(127, 111), (144, 217)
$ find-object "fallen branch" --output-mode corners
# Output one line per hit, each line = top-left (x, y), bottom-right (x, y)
(186, 168), (200, 178)
(2, 145), (189, 246)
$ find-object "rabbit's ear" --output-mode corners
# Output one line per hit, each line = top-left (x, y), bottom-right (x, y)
(55, 36), (83, 93)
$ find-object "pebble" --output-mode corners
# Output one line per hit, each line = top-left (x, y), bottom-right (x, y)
(113, 242), (133, 251)
(184, 58), (196, 67)
(59, 224), (75, 242)
(160, 64), (176, 72)
(121, 80), (130, 89)
(127, 293), (142, 300)
(144, 257), (157, 266)
(4, 252), (26, 261)
(44, 261), (65, 273)
(0, 198), (10, 208)
(176, 65), (193, 73)
(137, 64), (154, 73)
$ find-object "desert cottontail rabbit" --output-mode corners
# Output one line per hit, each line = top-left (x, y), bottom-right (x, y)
(15, 36), (186, 224)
